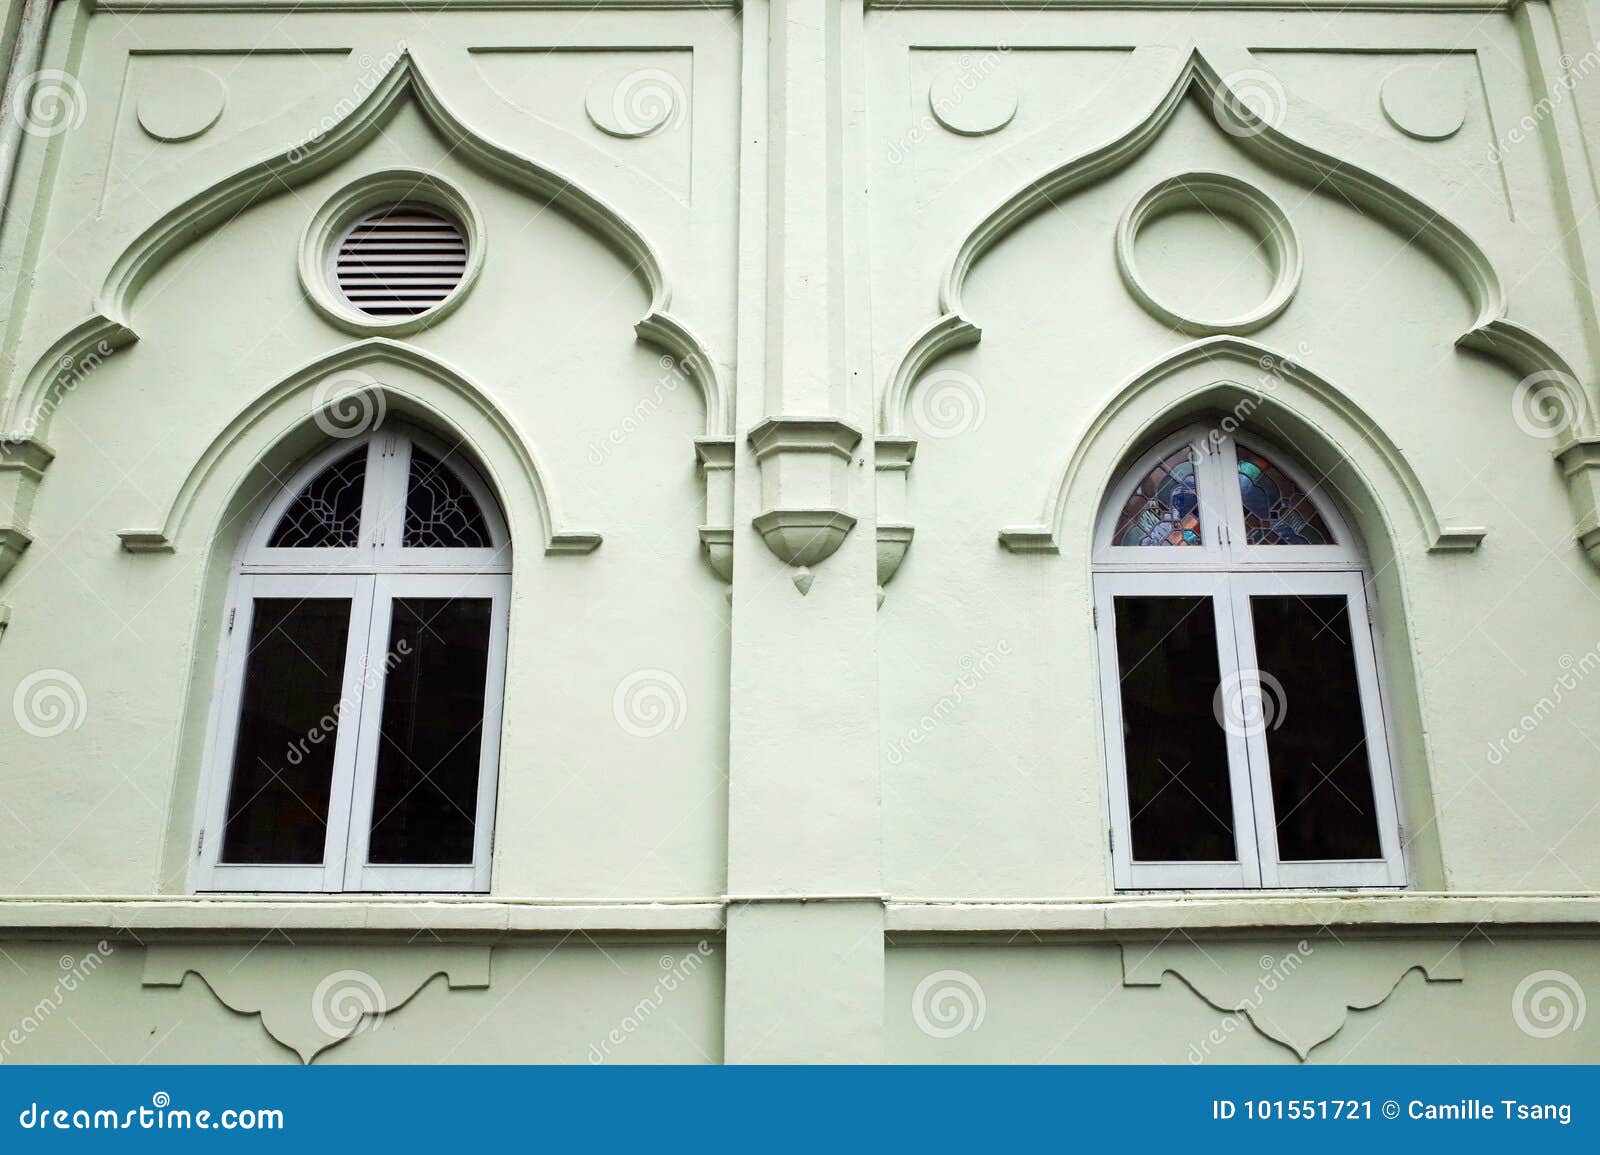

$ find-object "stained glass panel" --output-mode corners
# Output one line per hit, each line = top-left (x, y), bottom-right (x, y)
(1112, 445), (1202, 547)
(403, 448), (492, 549)
(1236, 446), (1334, 546)
(266, 449), (366, 548)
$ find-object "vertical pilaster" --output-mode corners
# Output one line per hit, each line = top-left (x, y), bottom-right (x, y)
(723, 0), (883, 1063)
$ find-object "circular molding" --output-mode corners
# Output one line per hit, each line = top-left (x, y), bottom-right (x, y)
(928, 61), (1018, 137)
(584, 69), (686, 138)
(137, 65), (226, 143)
(1380, 65), (1467, 142)
(1115, 172), (1302, 336)
(298, 170), (485, 337)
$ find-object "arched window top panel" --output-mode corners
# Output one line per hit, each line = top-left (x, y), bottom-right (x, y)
(1094, 425), (1356, 567)
(197, 421), (511, 895)
(244, 425), (508, 571)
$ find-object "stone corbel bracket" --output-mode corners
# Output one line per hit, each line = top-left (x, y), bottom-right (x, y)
(0, 438), (53, 582)
(1556, 436), (1600, 566)
(696, 436), (735, 581)
(875, 437), (917, 607)
(748, 417), (862, 594)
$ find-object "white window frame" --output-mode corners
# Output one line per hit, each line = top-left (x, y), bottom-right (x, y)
(1092, 425), (1406, 890)
(191, 426), (511, 894)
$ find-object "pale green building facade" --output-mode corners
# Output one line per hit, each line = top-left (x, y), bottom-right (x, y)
(0, 0), (1597, 1063)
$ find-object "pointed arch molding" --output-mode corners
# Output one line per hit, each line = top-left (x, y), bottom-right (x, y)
(0, 51), (730, 575)
(117, 339), (601, 557)
(879, 46), (1600, 570)
(997, 336), (1485, 556)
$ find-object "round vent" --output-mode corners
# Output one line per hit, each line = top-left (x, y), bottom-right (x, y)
(333, 204), (469, 318)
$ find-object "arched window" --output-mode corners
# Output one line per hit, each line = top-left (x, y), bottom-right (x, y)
(1092, 426), (1404, 890)
(194, 426), (510, 893)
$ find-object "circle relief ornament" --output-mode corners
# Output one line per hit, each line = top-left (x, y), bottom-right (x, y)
(585, 69), (687, 138)
(137, 65), (226, 143)
(1114, 171), (1303, 337)
(928, 58), (1018, 137)
(1380, 65), (1467, 142)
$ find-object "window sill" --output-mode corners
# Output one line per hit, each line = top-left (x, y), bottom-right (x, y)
(1, 893), (1597, 940)
(884, 892), (1600, 936)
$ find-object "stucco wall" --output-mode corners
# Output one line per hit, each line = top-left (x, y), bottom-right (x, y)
(0, 0), (1597, 1063)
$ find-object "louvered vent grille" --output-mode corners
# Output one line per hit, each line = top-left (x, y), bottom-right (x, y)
(334, 205), (468, 317)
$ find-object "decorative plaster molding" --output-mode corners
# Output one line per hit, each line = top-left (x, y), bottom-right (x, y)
(879, 46), (1587, 564)
(0, 527), (31, 581)
(0, 437), (55, 481)
(1, 52), (725, 572)
(1114, 171), (1302, 336)
(750, 509), (858, 570)
(143, 942), (491, 1063)
(874, 436), (918, 604)
(137, 64), (227, 143)
(696, 436), (736, 582)
(297, 168), (487, 338)
(115, 339), (601, 558)
(995, 336), (1487, 556)
(1556, 437), (1600, 569)
(748, 417), (863, 580)
(1121, 937), (1464, 1061)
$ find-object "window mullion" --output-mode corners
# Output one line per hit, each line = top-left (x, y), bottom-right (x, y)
(324, 573), (383, 892)
(1217, 578), (1269, 887)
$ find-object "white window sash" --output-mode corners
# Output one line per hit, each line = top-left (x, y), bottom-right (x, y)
(192, 571), (376, 893)
(1226, 570), (1406, 888)
(342, 571), (510, 894)
(1093, 570), (1263, 890)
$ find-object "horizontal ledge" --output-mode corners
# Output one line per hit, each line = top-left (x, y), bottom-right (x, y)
(0, 899), (724, 937)
(870, 0), (1509, 9)
(886, 893), (1600, 935)
(94, 0), (738, 9)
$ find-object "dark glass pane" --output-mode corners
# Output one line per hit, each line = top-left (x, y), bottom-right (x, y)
(267, 449), (366, 548)
(1236, 446), (1334, 546)
(1113, 595), (1237, 861)
(221, 598), (351, 864)
(1113, 446), (1202, 547)
(1249, 594), (1382, 860)
(368, 598), (493, 864)
(403, 448), (491, 549)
